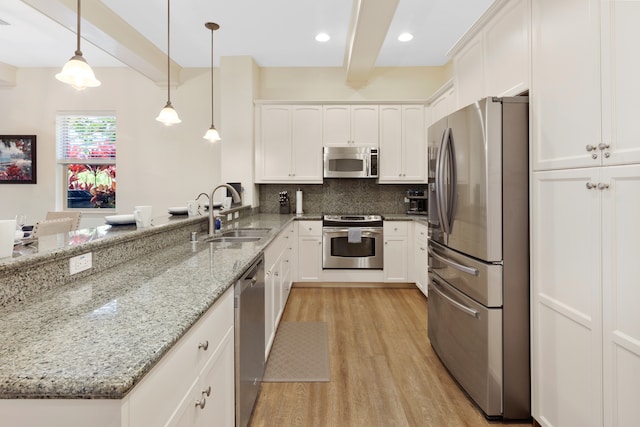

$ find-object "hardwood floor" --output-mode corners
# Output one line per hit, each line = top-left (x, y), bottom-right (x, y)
(250, 287), (534, 427)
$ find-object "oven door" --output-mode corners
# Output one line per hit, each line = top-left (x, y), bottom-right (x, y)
(322, 227), (383, 269)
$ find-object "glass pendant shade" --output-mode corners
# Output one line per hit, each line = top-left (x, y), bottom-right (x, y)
(156, 101), (182, 126)
(56, 54), (101, 90)
(203, 126), (221, 142)
(56, 0), (100, 90)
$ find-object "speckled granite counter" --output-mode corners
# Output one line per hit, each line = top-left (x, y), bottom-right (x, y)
(0, 213), (296, 399)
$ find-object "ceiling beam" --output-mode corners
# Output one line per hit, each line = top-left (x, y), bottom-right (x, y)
(344, 0), (399, 85)
(21, 0), (180, 85)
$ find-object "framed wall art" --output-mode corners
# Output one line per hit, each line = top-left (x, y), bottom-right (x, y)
(0, 135), (37, 184)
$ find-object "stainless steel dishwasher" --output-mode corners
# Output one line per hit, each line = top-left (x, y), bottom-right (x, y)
(235, 256), (265, 427)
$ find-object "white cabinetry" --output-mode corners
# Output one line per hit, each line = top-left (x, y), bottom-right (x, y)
(531, 1), (640, 426)
(412, 222), (429, 297)
(129, 287), (235, 427)
(255, 104), (323, 183)
(323, 105), (379, 147)
(427, 80), (455, 127)
(297, 221), (323, 281)
(264, 223), (296, 358)
(450, 0), (530, 109)
(379, 105), (426, 183)
(383, 222), (408, 282)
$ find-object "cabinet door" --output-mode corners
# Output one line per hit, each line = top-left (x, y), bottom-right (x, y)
(297, 221), (322, 283)
(257, 105), (293, 181)
(413, 223), (429, 297)
(484, 0), (530, 97)
(401, 105), (426, 182)
(454, 33), (484, 110)
(601, 2), (640, 166)
(383, 222), (408, 282)
(531, 0), (601, 171)
(602, 165), (640, 427)
(323, 105), (351, 146)
(379, 105), (403, 181)
(531, 168), (603, 427)
(350, 105), (379, 147)
(291, 105), (323, 182)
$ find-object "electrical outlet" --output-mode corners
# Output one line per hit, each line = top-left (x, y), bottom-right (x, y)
(70, 252), (92, 275)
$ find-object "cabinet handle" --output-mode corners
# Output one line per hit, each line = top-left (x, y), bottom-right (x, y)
(195, 397), (207, 409)
(585, 144), (597, 152)
(585, 182), (597, 189)
(198, 341), (209, 351)
(598, 182), (610, 190)
(202, 385), (211, 397)
(598, 143), (610, 150)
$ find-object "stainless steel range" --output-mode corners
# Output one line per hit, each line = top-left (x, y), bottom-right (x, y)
(322, 214), (383, 269)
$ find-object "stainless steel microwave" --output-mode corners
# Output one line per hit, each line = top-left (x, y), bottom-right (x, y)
(323, 146), (378, 178)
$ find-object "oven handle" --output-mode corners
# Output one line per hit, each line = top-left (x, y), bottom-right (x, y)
(430, 278), (479, 319)
(428, 245), (479, 276)
(322, 227), (383, 236)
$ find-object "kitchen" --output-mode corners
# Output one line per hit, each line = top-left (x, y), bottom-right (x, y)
(1, 1), (640, 427)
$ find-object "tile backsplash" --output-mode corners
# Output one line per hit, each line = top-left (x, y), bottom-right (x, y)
(258, 180), (427, 215)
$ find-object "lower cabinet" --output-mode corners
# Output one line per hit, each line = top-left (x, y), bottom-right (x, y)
(383, 222), (409, 282)
(297, 221), (323, 281)
(412, 222), (429, 296)
(165, 328), (235, 427)
(265, 223), (296, 358)
(129, 286), (235, 426)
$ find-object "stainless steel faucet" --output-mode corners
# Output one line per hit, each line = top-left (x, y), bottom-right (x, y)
(208, 184), (241, 236)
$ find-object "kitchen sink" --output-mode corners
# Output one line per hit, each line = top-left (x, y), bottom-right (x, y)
(221, 228), (271, 238)
(205, 236), (262, 243)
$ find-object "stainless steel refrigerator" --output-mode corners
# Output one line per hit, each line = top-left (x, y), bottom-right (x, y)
(427, 96), (530, 420)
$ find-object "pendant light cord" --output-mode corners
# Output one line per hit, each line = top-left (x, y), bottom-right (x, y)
(167, 0), (171, 103)
(210, 26), (214, 126)
(75, 0), (82, 56)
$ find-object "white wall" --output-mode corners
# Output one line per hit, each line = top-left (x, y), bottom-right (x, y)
(0, 62), (448, 228)
(0, 67), (222, 228)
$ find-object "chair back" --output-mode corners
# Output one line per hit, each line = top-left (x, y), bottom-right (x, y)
(45, 211), (82, 230)
(32, 218), (74, 239)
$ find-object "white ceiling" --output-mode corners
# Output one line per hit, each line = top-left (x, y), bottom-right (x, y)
(0, 0), (493, 72)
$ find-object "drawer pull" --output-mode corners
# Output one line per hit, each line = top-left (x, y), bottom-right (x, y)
(202, 385), (211, 397)
(198, 341), (209, 351)
(195, 397), (207, 409)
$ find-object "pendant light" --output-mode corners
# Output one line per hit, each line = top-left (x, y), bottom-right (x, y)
(156, 0), (181, 126)
(203, 22), (221, 142)
(55, 0), (101, 90)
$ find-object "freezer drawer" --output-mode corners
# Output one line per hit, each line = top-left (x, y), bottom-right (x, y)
(428, 240), (503, 307)
(428, 273), (503, 417)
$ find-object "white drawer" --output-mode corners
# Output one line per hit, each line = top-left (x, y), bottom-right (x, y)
(384, 221), (408, 236)
(414, 222), (429, 243)
(128, 287), (234, 426)
(297, 221), (322, 237)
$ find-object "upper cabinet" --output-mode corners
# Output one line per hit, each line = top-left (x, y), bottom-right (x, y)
(379, 105), (427, 183)
(323, 105), (379, 147)
(449, 0), (530, 109)
(255, 104), (323, 183)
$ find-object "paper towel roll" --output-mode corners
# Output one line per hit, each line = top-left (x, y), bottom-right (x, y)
(296, 190), (303, 215)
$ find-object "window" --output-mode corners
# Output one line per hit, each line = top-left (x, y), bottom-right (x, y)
(56, 112), (116, 209)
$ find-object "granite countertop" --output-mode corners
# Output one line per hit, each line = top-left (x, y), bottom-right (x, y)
(0, 212), (426, 400)
(0, 213), (294, 400)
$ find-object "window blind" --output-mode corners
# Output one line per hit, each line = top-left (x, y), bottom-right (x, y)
(56, 112), (116, 162)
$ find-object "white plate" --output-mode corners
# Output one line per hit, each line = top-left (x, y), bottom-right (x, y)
(168, 207), (188, 215)
(105, 214), (136, 225)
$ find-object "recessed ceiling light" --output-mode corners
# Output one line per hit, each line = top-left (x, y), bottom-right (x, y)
(315, 33), (330, 43)
(398, 33), (414, 42)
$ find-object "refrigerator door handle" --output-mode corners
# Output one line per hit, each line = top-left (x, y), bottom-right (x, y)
(430, 278), (479, 318)
(436, 128), (449, 234)
(428, 245), (480, 276)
